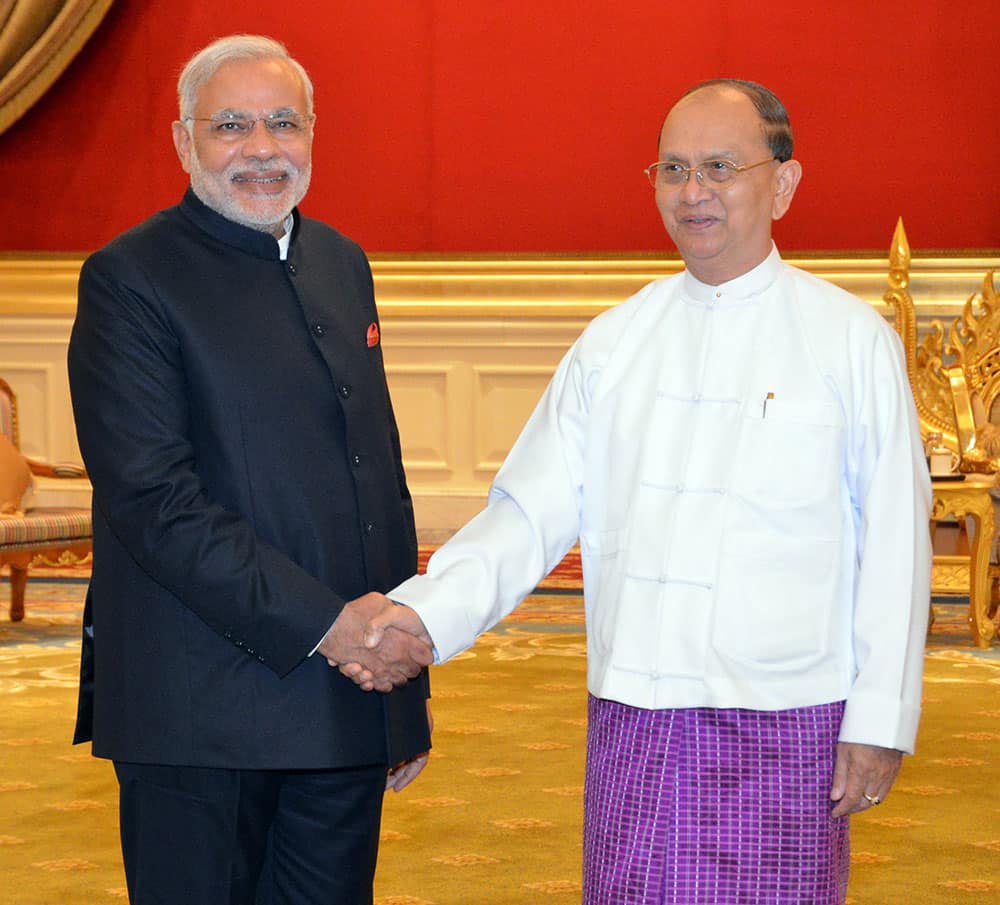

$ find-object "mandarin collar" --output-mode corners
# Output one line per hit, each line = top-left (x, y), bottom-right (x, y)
(681, 244), (782, 305)
(177, 187), (300, 261)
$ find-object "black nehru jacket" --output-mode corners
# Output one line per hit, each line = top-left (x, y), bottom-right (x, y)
(69, 189), (430, 769)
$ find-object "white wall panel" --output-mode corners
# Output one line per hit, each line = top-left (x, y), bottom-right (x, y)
(386, 364), (454, 475)
(473, 366), (554, 474)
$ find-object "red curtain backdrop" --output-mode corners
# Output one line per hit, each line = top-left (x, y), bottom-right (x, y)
(3, 0), (997, 253)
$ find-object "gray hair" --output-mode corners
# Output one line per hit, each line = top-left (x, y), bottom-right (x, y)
(681, 78), (793, 162)
(177, 34), (314, 120)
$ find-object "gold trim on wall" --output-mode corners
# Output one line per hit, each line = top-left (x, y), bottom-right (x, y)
(0, 0), (114, 136)
(0, 251), (998, 319)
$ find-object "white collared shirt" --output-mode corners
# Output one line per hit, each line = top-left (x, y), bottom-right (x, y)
(392, 247), (931, 753)
(277, 214), (294, 260)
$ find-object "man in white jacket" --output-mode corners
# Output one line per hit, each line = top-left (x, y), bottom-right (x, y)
(341, 79), (931, 904)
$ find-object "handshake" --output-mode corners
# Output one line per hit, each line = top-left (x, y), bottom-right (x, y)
(317, 592), (433, 692)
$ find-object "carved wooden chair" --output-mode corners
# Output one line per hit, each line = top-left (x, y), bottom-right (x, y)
(0, 378), (92, 622)
(883, 219), (1000, 643)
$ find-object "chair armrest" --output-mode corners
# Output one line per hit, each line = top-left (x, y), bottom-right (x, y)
(25, 458), (89, 479)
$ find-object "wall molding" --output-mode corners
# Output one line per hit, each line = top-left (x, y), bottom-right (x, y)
(2, 251), (999, 318)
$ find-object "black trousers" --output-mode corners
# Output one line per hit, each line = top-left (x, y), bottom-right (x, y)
(114, 761), (387, 905)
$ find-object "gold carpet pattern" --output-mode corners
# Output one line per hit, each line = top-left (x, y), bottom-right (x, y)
(0, 561), (998, 904)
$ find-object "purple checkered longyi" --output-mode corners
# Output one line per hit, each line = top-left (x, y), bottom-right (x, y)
(583, 696), (850, 905)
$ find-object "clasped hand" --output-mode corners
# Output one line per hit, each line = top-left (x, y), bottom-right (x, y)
(324, 595), (432, 692)
(318, 592), (433, 692)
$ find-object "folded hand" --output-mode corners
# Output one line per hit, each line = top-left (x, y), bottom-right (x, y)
(386, 702), (434, 792)
(829, 741), (902, 818)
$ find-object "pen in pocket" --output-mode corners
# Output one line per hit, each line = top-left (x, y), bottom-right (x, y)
(762, 392), (774, 418)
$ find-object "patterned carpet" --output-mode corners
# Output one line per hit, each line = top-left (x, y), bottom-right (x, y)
(1, 556), (999, 904)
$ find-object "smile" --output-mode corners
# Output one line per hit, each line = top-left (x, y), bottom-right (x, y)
(681, 216), (719, 227)
(231, 174), (288, 185)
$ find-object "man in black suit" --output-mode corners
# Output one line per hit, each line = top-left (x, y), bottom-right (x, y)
(68, 34), (432, 905)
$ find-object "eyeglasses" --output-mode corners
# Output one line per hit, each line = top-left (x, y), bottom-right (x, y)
(644, 157), (777, 189)
(183, 111), (315, 143)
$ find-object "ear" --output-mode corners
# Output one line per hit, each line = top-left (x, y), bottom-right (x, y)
(771, 159), (802, 221)
(172, 120), (193, 174)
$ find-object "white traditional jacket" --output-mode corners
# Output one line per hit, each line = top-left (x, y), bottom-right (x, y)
(393, 247), (932, 753)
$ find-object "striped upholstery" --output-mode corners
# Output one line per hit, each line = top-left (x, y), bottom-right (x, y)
(0, 508), (92, 546)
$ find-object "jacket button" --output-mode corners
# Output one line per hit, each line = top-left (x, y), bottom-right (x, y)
(352, 454), (362, 466)
(288, 263), (297, 275)
(312, 324), (326, 337)
(339, 384), (352, 398)
(364, 522), (375, 535)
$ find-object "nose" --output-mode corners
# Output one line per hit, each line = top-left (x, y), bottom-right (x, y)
(242, 121), (281, 159)
(678, 167), (711, 203)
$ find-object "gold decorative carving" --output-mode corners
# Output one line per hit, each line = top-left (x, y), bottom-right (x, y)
(884, 219), (1000, 646)
(953, 271), (1000, 417)
(29, 549), (91, 568)
(0, 1), (115, 136)
(885, 218), (1000, 475)
(931, 479), (996, 648)
(884, 219), (962, 452)
(930, 556), (971, 595)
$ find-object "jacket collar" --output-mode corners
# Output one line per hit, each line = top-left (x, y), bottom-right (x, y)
(177, 187), (300, 261)
(681, 244), (783, 305)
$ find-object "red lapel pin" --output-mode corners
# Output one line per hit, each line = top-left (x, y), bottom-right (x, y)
(366, 322), (380, 347)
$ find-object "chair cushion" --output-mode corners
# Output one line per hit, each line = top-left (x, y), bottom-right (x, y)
(0, 432), (31, 515)
(0, 507), (92, 546)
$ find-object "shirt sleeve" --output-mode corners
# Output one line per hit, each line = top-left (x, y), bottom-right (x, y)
(838, 322), (932, 754)
(390, 340), (592, 661)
